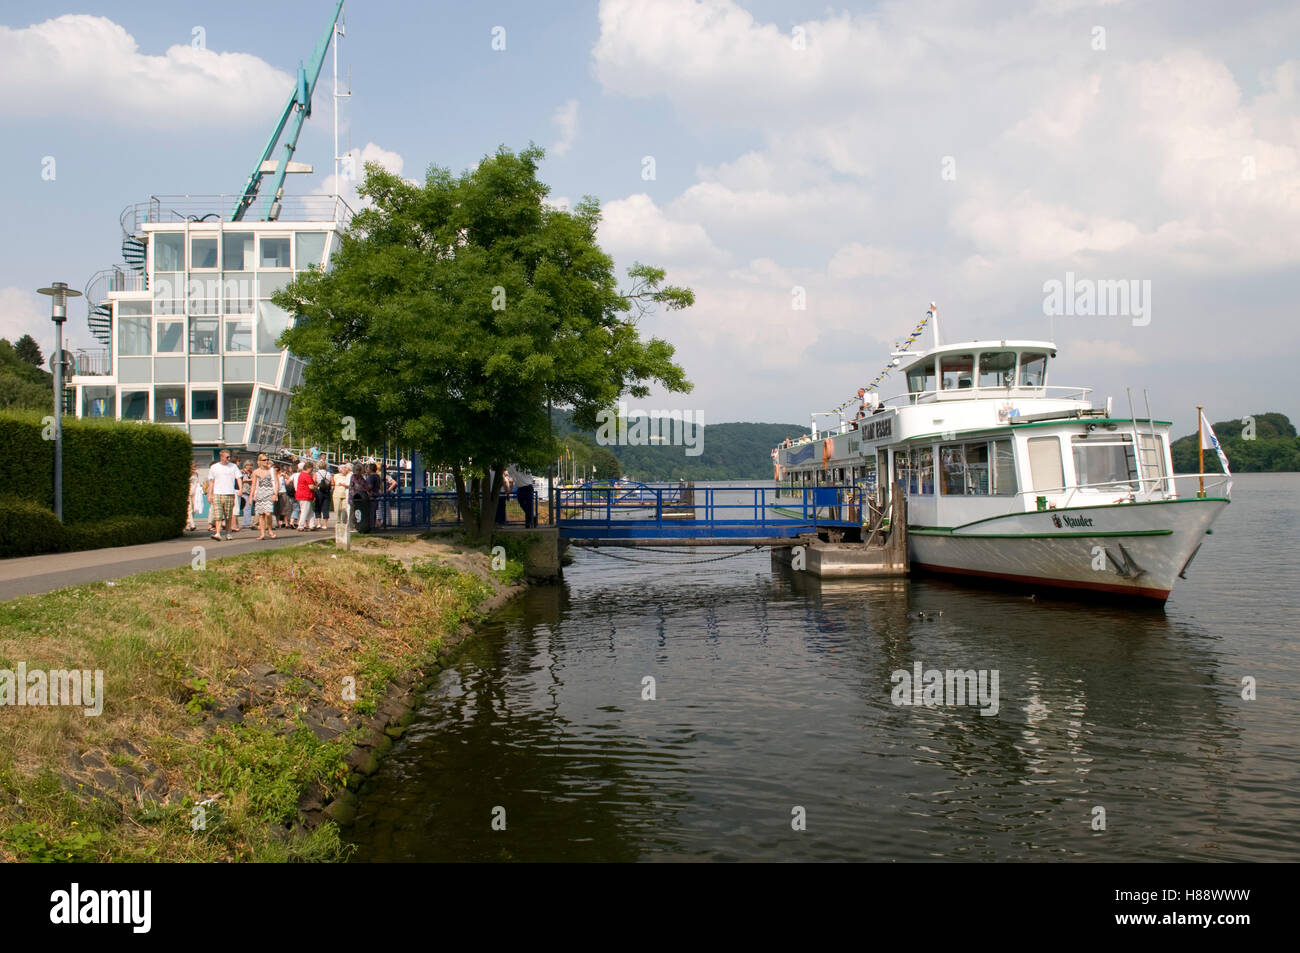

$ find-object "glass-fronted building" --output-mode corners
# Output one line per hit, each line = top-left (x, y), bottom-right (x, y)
(73, 195), (347, 459)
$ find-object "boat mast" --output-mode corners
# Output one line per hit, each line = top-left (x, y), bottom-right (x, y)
(930, 301), (940, 348)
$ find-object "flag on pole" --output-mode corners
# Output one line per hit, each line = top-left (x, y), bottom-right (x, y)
(1199, 410), (1231, 475)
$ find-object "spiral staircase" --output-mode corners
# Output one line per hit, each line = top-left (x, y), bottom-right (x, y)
(82, 204), (149, 347)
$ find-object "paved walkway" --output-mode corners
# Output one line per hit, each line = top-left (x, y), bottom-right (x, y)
(0, 526), (339, 602)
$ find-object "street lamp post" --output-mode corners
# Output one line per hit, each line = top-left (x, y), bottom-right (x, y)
(36, 282), (82, 522)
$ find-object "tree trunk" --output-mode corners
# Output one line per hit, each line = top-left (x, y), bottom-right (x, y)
(451, 463), (469, 526)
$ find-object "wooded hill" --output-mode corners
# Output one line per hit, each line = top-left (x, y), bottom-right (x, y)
(1171, 412), (1298, 473)
(552, 409), (808, 481)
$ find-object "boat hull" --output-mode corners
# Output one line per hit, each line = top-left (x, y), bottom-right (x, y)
(908, 498), (1228, 602)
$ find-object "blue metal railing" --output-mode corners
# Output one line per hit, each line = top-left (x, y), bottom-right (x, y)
(351, 483), (868, 541)
(556, 483), (860, 540)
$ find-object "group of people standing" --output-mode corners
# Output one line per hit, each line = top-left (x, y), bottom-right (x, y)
(188, 450), (396, 541)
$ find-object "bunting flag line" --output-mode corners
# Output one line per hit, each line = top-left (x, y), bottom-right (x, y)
(825, 304), (935, 415)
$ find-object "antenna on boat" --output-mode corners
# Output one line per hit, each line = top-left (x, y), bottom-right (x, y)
(930, 302), (940, 348)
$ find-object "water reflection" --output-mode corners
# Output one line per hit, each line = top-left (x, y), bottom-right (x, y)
(350, 478), (1297, 862)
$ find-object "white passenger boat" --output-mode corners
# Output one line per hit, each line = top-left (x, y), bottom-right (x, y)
(772, 306), (1230, 602)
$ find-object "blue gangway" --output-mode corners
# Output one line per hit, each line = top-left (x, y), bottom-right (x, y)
(555, 482), (861, 541)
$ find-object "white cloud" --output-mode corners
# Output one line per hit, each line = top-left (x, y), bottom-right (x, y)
(0, 287), (53, 351)
(1064, 337), (1146, 366)
(315, 142), (409, 210)
(827, 243), (905, 280)
(550, 99), (579, 157)
(0, 15), (290, 124)
(598, 194), (727, 265)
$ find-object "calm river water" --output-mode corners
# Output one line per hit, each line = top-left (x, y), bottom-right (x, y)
(348, 474), (1298, 861)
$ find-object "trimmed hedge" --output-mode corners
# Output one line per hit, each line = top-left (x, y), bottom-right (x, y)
(0, 495), (182, 558)
(0, 411), (191, 557)
(0, 495), (66, 557)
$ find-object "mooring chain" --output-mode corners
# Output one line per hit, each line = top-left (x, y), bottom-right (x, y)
(576, 545), (766, 566)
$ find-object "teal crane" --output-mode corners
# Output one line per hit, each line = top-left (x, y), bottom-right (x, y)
(230, 0), (344, 221)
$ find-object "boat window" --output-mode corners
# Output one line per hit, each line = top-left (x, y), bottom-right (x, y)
(1019, 352), (1049, 388)
(992, 439), (1017, 495)
(979, 351), (1016, 388)
(1027, 436), (1064, 492)
(1071, 436), (1136, 490)
(940, 354), (975, 390)
(907, 359), (935, 396)
(940, 442), (991, 494)
(913, 447), (934, 495)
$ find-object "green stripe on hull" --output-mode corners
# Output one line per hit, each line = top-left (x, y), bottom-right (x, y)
(909, 527), (1173, 539)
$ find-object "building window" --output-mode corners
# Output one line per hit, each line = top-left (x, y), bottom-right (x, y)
(223, 274), (255, 314)
(189, 316), (219, 354)
(121, 390), (149, 420)
(119, 313), (151, 355)
(224, 318), (253, 353)
(223, 232), (254, 271)
(979, 351), (1016, 388)
(154, 233), (184, 271)
(223, 385), (253, 422)
(83, 386), (113, 418)
(156, 320), (184, 353)
(191, 389), (218, 420)
(190, 236), (218, 269)
(153, 274), (184, 316)
(257, 301), (292, 352)
(295, 232), (327, 270)
(155, 386), (186, 422)
(187, 276), (220, 314)
(259, 236), (291, 268)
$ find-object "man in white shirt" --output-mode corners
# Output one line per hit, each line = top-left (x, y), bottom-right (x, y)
(206, 449), (242, 541)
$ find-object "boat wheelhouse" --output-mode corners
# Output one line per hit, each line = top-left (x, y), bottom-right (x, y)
(773, 322), (1230, 602)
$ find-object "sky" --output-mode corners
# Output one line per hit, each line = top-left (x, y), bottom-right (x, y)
(1, 0), (1297, 435)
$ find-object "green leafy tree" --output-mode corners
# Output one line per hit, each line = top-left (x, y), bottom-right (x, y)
(277, 145), (693, 539)
(14, 334), (43, 367)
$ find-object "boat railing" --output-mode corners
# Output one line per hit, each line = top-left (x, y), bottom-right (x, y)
(1014, 472), (1232, 510)
(876, 385), (1093, 408)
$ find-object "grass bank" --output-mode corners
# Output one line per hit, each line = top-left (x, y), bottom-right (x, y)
(0, 534), (525, 862)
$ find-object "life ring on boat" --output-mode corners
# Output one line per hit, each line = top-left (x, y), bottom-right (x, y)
(822, 438), (833, 470)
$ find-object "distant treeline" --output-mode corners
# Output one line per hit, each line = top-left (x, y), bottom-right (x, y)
(1171, 412), (1299, 473)
(552, 409), (808, 481)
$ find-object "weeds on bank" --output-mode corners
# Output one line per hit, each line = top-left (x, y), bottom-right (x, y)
(0, 538), (504, 862)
